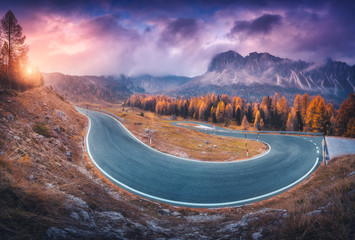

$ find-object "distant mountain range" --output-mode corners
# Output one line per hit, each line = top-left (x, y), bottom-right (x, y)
(43, 73), (190, 103)
(171, 51), (355, 103)
(43, 51), (355, 104)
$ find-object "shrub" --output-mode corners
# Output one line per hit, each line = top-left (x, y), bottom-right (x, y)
(33, 122), (51, 138)
(55, 92), (65, 101)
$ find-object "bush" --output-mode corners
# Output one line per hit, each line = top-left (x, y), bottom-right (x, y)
(33, 122), (51, 138)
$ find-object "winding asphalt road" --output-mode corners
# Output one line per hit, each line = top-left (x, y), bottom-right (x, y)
(77, 108), (323, 208)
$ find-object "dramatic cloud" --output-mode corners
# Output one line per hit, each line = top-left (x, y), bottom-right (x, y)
(230, 14), (282, 36)
(160, 18), (200, 46)
(0, 0), (354, 76)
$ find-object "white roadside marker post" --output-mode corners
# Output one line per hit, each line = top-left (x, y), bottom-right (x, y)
(323, 135), (328, 165)
(245, 134), (248, 157)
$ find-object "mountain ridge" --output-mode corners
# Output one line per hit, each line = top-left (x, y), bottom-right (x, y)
(43, 51), (355, 104)
(171, 51), (355, 103)
(194, 51), (355, 91)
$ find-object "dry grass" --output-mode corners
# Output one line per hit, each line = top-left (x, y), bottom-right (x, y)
(0, 88), (150, 239)
(0, 91), (353, 239)
(249, 155), (355, 240)
(102, 106), (267, 161)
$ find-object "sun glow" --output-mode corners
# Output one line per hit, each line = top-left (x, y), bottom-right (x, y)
(26, 67), (32, 74)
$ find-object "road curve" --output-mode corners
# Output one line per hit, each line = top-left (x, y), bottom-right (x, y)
(77, 108), (323, 208)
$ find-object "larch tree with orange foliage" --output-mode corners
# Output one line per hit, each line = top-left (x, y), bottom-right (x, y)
(216, 101), (225, 122)
(336, 93), (355, 137)
(225, 104), (233, 120)
(126, 92), (340, 135)
(305, 96), (320, 131)
(254, 110), (261, 128)
(312, 97), (330, 134)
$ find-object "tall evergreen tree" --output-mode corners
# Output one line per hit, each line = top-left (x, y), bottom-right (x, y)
(1, 10), (28, 89)
(235, 106), (242, 125)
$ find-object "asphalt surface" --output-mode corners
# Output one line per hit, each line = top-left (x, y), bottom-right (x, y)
(77, 108), (323, 208)
(325, 136), (355, 159)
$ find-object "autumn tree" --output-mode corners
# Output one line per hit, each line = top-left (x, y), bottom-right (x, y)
(198, 101), (208, 121)
(276, 96), (289, 129)
(259, 118), (264, 130)
(241, 115), (248, 130)
(312, 98), (330, 134)
(216, 101), (225, 122)
(305, 96), (320, 131)
(345, 118), (355, 137)
(254, 110), (261, 128)
(335, 93), (355, 137)
(286, 112), (294, 131)
(126, 92), (344, 135)
(225, 104), (233, 120)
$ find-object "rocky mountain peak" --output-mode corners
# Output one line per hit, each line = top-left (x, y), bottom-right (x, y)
(181, 50), (355, 102)
(207, 50), (244, 72)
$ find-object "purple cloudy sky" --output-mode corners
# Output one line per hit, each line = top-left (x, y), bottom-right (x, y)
(1, 0), (354, 76)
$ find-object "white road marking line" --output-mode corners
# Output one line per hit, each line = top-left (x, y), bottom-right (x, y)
(317, 150), (319, 154)
(103, 111), (272, 163)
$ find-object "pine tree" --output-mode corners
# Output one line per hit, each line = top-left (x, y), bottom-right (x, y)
(241, 115), (248, 130)
(211, 106), (217, 123)
(235, 106), (242, 125)
(1, 10), (29, 89)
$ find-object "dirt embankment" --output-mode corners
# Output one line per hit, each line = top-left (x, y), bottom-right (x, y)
(0, 88), (353, 240)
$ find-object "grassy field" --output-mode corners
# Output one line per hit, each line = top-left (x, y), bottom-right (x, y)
(101, 106), (267, 162)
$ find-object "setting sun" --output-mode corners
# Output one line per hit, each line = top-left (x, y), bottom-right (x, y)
(26, 67), (32, 74)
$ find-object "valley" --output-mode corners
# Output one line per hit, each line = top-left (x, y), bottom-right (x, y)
(0, 87), (353, 239)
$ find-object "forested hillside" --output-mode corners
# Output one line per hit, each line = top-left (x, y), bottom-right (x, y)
(127, 92), (355, 137)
